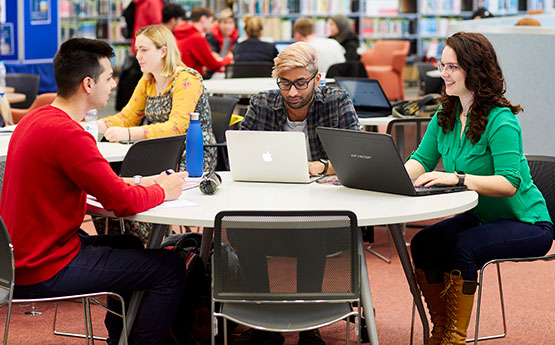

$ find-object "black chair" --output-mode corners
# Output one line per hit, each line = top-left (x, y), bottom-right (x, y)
(206, 96), (238, 171)
(211, 210), (362, 345)
(468, 155), (555, 344)
(225, 61), (274, 78)
(415, 62), (443, 96)
(325, 61), (368, 79)
(0, 216), (129, 344)
(6, 73), (40, 109)
(118, 134), (186, 177)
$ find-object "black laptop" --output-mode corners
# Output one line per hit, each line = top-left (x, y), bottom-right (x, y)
(316, 127), (467, 196)
(334, 77), (392, 118)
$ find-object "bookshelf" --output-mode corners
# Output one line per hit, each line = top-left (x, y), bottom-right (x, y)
(60, 0), (130, 69)
(233, 0), (551, 57)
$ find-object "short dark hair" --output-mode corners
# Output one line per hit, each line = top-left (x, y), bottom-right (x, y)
(162, 3), (185, 23)
(190, 6), (214, 22)
(53, 38), (114, 98)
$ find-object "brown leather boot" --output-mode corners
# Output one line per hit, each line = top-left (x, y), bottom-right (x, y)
(415, 269), (446, 345)
(440, 270), (476, 345)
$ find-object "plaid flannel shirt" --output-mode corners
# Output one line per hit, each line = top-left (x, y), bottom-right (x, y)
(240, 86), (360, 161)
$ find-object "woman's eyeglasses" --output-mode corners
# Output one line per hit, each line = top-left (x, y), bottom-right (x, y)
(438, 62), (459, 74)
(277, 73), (317, 90)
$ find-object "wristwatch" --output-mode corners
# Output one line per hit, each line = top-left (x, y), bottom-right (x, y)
(133, 175), (142, 186)
(456, 172), (466, 186)
(319, 159), (329, 175)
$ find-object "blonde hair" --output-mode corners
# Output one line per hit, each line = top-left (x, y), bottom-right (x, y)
(136, 25), (185, 77)
(515, 17), (541, 26)
(272, 42), (318, 78)
(243, 15), (264, 39)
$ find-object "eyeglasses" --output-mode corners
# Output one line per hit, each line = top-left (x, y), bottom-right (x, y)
(277, 73), (317, 91)
(438, 62), (460, 74)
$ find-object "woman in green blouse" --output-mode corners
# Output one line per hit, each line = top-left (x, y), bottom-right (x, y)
(405, 32), (553, 345)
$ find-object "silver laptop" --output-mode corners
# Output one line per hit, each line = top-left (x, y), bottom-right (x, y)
(316, 127), (467, 196)
(226, 130), (322, 183)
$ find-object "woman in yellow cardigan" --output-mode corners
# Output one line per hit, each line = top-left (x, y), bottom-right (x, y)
(97, 24), (216, 242)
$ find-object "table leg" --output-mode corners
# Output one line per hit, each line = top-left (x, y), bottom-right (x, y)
(387, 224), (429, 343)
(200, 227), (214, 267)
(118, 223), (169, 345)
(359, 234), (379, 345)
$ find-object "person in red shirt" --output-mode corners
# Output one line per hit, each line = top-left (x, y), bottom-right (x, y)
(174, 6), (233, 77)
(131, 0), (164, 54)
(0, 38), (189, 345)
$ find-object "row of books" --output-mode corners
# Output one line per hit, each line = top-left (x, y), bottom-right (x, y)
(60, 19), (127, 41)
(360, 17), (412, 37)
(482, 0), (519, 14)
(239, 0), (356, 15)
(418, 16), (462, 37)
(364, 0), (399, 15)
(60, 0), (125, 17)
(420, 0), (462, 14)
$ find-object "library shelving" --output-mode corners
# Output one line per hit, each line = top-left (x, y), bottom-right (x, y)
(233, 0), (552, 57)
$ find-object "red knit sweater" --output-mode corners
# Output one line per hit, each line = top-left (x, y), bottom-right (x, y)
(174, 22), (233, 76)
(0, 106), (165, 285)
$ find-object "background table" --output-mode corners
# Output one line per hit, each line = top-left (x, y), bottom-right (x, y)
(88, 172), (478, 345)
(5, 93), (26, 104)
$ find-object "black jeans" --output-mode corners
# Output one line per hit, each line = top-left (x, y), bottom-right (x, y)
(15, 234), (187, 345)
(411, 213), (553, 281)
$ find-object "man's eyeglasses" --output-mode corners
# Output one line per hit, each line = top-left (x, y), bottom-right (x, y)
(277, 73), (317, 91)
(438, 62), (459, 74)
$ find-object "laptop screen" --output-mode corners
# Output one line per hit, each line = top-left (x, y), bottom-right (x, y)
(335, 78), (391, 109)
(275, 42), (293, 53)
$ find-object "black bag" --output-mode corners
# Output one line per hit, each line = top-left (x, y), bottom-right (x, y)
(162, 233), (211, 345)
(392, 94), (441, 118)
(115, 55), (142, 111)
(121, 1), (135, 39)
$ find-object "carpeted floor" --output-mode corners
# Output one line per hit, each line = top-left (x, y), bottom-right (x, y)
(1, 222), (553, 345)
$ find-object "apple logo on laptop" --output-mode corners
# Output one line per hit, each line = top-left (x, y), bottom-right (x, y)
(262, 151), (272, 162)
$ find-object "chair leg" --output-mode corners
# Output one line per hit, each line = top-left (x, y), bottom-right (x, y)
(366, 227), (392, 263)
(4, 300), (13, 345)
(53, 300), (108, 341)
(467, 262), (507, 343)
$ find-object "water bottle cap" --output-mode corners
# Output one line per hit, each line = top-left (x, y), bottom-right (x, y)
(190, 112), (199, 121)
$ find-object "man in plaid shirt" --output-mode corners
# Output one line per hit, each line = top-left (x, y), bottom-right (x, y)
(240, 42), (360, 177)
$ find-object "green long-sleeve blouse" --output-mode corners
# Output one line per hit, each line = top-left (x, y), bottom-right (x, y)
(409, 106), (551, 225)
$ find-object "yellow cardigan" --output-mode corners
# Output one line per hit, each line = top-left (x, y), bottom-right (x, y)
(102, 68), (203, 138)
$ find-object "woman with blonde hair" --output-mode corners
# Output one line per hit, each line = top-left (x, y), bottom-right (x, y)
(96, 24), (217, 242)
(232, 15), (278, 62)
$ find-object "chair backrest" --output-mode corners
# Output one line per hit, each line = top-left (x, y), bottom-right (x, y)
(5, 73), (40, 109)
(0, 217), (15, 306)
(386, 117), (432, 162)
(325, 61), (368, 79)
(415, 62), (443, 95)
(212, 210), (359, 302)
(361, 40), (410, 66)
(118, 134), (186, 177)
(11, 92), (57, 124)
(526, 155), (555, 240)
(208, 96), (239, 144)
(225, 61), (274, 78)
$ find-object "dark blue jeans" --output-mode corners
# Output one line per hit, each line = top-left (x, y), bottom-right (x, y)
(14, 234), (187, 345)
(410, 213), (553, 281)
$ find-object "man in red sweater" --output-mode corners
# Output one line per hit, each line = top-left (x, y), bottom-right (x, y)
(174, 6), (233, 77)
(0, 38), (188, 345)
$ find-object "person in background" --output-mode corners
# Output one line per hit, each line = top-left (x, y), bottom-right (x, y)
(515, 17), (542, 26)
(327, 14), (360, 61)
(0, 37), (190, 345)
(471, 7), (494, 19)
(232, 15), (278, 63)
(162, 2), (185, 32)
(405, 32), (553, 345)
(97, 25), (217, 242)
(175, 6), (233, 77)
(206, 8), (239, 79)
(292, 17), (345, 75)
(131, 0), (164, 55)
(234, 42), (359, 345)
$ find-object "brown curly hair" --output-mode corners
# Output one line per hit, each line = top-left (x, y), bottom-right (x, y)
(437, 32), (522, 144)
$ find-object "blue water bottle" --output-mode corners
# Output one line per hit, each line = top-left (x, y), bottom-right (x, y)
(186, 112), (204, 177)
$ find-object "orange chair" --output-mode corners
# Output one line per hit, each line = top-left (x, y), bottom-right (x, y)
(360, 40), (410, 101)
(11, 92), (57, 124)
